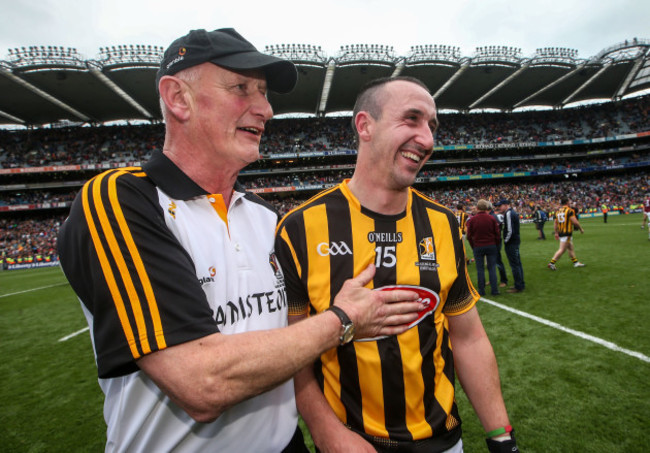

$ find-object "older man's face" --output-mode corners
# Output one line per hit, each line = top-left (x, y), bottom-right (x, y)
(188, 63), (274, 170)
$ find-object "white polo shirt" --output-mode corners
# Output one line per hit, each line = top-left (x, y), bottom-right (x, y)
(59, 150), (297, 452)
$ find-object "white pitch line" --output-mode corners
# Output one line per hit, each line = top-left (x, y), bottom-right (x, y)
(0, 282), (68, 298)
(481, 297), (650, 363)
(58, 326), (89, 342)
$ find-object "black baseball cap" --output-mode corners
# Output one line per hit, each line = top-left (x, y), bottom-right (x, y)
(494, 199), (510, 207)
(156, 28), (297, 94)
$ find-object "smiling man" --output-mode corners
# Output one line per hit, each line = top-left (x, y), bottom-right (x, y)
(275, 77), (519, 453)
(57, 30), (426, 452)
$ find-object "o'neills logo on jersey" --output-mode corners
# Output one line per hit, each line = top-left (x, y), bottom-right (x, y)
(317, 241), (352, 256)
(416, 236), (439, 271)
(357, 285), (440, 342)
(168, 201), (177, 219)
(367, 232), (403, 243)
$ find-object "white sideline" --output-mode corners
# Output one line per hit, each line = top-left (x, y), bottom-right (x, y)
(481, 297), (650, 363)
(0, 282), (68, 298)
(58, 327), (89, 342)
(0, 283), (89, 342)
(51, 294), (650, 360)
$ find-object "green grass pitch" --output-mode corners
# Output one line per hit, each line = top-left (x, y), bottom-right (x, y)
(1, 213), (648, 452)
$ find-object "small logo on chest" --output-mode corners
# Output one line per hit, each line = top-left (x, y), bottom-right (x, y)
(416, 236), (439, 271)
(198, 266), (216, 285)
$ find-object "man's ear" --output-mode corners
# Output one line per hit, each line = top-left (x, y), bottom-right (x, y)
(355, 111), (373, 142)
(159, 76), (192, 122)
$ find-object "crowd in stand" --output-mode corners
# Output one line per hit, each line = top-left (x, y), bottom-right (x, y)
(0, 216), (62, 266)
(1, 95), (647, 168)
(265, 174), (649, 217)
(433, 94), (648, 145)
(1, 173), (647, 266)
(424, 174), (649, 217)
(0, 191), (76, 206)
(1, 95), (648, 266)
(0, 124), (164, 168)
(241, 150), (650, 190)
(4, 147), (648, 209)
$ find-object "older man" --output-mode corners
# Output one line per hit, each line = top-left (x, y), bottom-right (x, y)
(467, 199), (502, 296)
(57, 29), (424, 452)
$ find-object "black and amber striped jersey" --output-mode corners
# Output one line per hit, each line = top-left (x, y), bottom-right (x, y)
(555, 205), (576, 237)
(455, 209), (468, 234)
(275, 180), (479, 446)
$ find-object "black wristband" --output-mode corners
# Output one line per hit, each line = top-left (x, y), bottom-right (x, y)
(485, 429), (519, 453)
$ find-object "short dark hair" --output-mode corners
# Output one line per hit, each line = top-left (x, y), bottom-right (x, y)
(561, 197), (569, 204)
(350, 76), (432, 141)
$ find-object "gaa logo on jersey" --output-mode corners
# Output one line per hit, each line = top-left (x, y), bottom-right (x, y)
(356, 285), (441, 342)
(317, 241), (352, 256)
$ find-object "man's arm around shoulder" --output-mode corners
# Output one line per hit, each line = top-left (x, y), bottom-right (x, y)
(138, 265), (424, 423)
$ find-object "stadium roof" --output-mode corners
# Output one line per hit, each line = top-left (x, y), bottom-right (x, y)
(0, 39), (649, 127)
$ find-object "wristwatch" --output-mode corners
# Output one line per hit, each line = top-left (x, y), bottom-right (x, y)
(327, 306), (355, 345)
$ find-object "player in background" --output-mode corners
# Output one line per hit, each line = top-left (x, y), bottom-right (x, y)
(548, 196), (585, 270)
(456, 203), (474, 264)
(642, 195), (650, 237)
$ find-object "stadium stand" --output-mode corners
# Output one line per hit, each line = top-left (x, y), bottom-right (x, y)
(1, 93), (648, 269)
(1, 32), (649, 271)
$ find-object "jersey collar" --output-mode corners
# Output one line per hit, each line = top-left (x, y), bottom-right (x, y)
(143, 150), (245, 200)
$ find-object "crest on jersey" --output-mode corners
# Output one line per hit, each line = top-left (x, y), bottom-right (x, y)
(416, 236), (439, 271)
(356, 285), (441, 342)
(418, 237), (435, 260)
(269, 252), (285, 286)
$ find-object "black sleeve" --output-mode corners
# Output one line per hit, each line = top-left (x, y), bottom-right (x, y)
(274, 215), (310, 317)
(58, 169), (218, 378)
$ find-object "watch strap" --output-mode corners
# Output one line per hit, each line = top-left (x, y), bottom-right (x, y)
(327, 305), (355, 344)
(327, 305), (352, 325)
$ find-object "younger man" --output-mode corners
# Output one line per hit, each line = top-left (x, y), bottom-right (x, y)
(276, 77), (518, 453)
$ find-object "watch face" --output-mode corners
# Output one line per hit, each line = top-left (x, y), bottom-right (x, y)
(341, 324), (355, 344)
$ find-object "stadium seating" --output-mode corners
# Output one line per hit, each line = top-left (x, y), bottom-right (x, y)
(1, 95), (648, 267)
